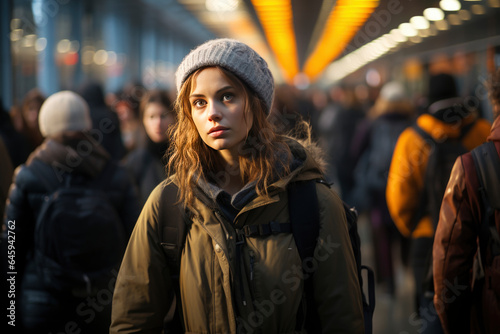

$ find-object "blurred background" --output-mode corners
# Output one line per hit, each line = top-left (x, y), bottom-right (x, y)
(2, 0), (500, 117)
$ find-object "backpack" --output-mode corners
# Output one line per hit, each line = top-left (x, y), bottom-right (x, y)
(412, 123), (473, 229)
(471, 141), (500, 297)
(29, 159), (127, 297)
(412, 123), (474, 302)
(159, 179), (375, 333)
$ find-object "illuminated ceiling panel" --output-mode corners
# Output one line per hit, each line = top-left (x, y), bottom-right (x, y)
(176, 0), (284, 82)
(250, 0), (299, 81)
(303, 0), (380, 80)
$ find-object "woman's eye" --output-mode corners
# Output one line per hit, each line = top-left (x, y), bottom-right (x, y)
(193, 100), (206, 108)
(221, 93), (233, 102)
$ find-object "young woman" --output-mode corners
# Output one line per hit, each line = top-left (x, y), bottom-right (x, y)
(124, 89), (176, 205)
(110, 38), (364, 334)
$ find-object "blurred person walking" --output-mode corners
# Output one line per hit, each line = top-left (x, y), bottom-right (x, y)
(111, 38), (364, 334)
(78, 81), (127, 161)
(433, 67), (500, 334)
(2, 91), (140, 333)
(350, 81), (415, 296)
(0, 97), (30, 167)
(124, 89), (176, 205)
(17, 88), (45, 152)
(316, 85), (366, 198)
(386, 73), (491, 333)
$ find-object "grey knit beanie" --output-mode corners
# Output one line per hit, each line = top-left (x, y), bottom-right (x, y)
(175, 38), (274, 114)
(39, 91), (92, 137)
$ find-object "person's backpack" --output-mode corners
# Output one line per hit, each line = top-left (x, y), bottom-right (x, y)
(412, 123), (473, 229)
(159, 179), (375, 333)
(412, 123), (474, 303)
(29, 159), (127, 297)
(471, 141), (500, 298)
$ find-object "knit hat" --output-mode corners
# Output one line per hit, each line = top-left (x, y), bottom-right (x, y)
(428, 73), (458, 105)
(175, 38), (274, 114)
(39, 91), (92, 137)
(379, 81), (406, 102)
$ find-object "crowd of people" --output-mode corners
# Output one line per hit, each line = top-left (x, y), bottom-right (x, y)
(1, 37), (500, 334)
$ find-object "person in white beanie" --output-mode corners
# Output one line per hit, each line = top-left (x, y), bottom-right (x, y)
(111, 39), (364, 333)
(2, 90), (140, 333)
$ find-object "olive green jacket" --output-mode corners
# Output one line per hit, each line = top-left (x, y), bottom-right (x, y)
(110, 140), (364, 334)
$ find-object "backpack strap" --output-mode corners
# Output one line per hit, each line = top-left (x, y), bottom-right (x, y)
(158, 182), (189, 333)
(288, 179), (321, 333)
(471, 142), (500, 265)
(409, 123), (474, 232)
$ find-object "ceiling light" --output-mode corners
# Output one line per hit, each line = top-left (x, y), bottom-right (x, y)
(440, 0), (461, 11)
(94, 49), (108, 65)
(458, 10), (471, 20)
(399, 23), (417, 37)
(409, 36), (423, 43)
(205, 0), (238, 12)
(410, 16), (430, 29)
(10, 18), (21, 30)
(424, 8), (445, 21)
(435, 19), (449, 30)
(10, 29), (23, 42)
(471, 4), (486, 14)
(418, 29), (430, 37)
(35, 37), (47, 52)
(57, 39), (71, 53)
(252, 0), (298, 81)
(302, 0), (379, 80)
(490, 0), (500, 8)
(390, 29), (407, 43)
(447, 14), (462, 25)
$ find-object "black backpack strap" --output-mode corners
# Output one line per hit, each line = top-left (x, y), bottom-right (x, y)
(288, 179), (321, 333)
(158, 182), (188, 333)
(471, 142), (500, 265)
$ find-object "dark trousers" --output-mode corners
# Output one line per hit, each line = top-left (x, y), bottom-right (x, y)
(411, 237), (444, 334)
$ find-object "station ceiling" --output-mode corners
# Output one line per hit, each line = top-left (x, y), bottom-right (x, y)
(145, 0), (500, 84)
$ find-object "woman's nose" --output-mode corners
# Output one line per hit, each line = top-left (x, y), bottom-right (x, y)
(207, 102), (222, 122)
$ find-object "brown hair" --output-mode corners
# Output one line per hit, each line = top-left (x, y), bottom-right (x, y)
(488, 67), (500, 118)
(139, 89), (174, 120)
(167, 66), (292, 207)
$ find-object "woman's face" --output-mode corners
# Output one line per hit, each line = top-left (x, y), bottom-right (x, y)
(143, 102), (175, 143)
(23, 101), (41, 129)
(189, 67), (252, 162)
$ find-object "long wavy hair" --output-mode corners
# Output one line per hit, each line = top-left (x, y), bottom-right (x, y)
(167, 66), (292, 207)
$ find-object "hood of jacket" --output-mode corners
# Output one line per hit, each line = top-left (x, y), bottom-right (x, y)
(27, 131), (110, 178)
(191, 136), (327, 213)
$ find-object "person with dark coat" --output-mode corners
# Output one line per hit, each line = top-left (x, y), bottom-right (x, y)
(350, 81), (415, 295)
(78, 81), (127, 161)
(2, 91), (140, 333)
(0, 97), (31, 167)
(123, 89), (175, 205)
(433, 67), (500, 334)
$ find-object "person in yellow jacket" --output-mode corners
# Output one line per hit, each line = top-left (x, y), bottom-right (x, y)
(386, 73), (490, 333)
(110, 39), (364, 334)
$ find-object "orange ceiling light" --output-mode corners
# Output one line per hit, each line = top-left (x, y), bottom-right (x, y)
(303, 0), (379, 80)
(251, 0), (299, 82)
